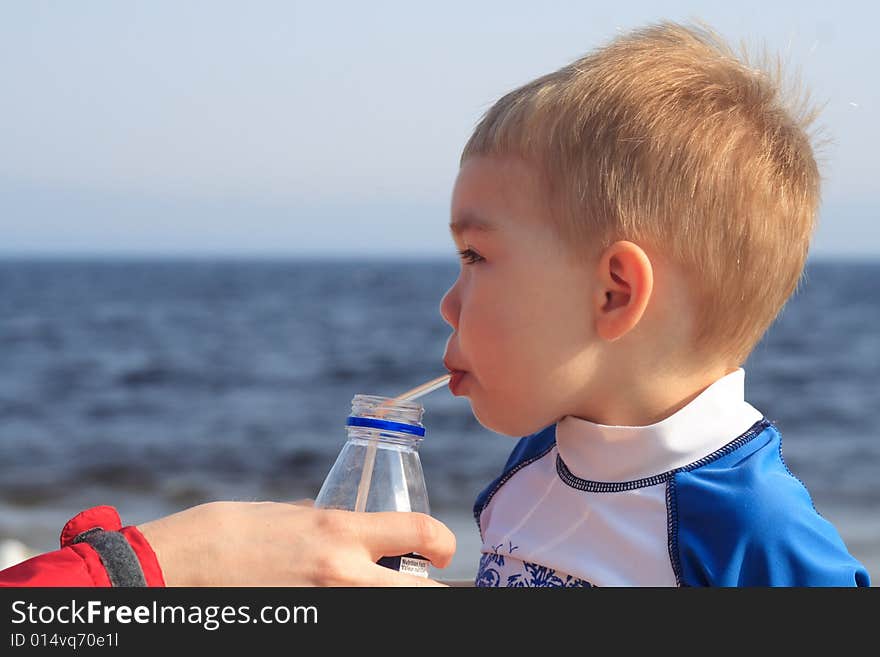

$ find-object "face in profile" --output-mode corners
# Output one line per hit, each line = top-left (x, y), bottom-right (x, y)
(440, 155), (603, 437)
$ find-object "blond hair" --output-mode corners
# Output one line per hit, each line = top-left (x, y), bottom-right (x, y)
(462, 21), (822, 365)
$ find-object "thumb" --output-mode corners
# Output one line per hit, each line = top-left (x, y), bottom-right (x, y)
(287, 498), (315, 507)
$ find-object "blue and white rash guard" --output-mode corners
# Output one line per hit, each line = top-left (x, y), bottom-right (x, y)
(473, 369), (870, 587)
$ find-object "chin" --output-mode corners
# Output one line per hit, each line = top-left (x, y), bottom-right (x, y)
(470, 401), (549, 439)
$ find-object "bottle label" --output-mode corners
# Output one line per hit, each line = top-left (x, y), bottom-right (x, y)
(377, 552), (430, 578)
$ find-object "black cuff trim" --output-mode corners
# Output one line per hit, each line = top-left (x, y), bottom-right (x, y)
(73, 528), (147, 587)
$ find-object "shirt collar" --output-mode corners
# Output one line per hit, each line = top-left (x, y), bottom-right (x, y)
(555, 368), (764, 483)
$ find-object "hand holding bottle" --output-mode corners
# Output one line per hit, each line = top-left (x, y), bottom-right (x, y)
(138, 499), (456, 586)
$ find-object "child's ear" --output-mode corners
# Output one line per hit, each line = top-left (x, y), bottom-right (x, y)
(594, 241), (654, 342)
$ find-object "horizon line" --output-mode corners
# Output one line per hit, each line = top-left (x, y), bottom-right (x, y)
(0, 250), (877, 263)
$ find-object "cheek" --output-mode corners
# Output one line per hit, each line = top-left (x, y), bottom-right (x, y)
(461, 304), (547, 385)
(473, 303), (594, 399)
(457, 285), (520, 356)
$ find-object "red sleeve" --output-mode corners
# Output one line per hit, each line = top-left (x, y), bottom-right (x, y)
(0, 505), (165, 587)
(0, 543), (112, 587)
(120, 525), (165, 587)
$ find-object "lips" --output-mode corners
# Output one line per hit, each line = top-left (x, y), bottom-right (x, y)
(447, 370), (466, 395)
(443, 357), (467, 396)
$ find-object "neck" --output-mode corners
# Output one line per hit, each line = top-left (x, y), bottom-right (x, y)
(569, 363), (738, 427)
(555, 367), (763, 482)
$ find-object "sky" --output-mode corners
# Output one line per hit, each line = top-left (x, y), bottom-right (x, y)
(0, 0), (877, 258)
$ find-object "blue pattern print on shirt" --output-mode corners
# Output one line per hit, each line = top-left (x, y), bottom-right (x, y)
(474, 543), (511, 586)
(475, 543), (593, 587)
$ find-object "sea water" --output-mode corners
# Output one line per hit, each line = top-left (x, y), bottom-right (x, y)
(0, 257), (877, 582)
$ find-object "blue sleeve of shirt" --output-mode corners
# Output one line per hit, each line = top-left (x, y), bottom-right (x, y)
(671, 423), (870, 587)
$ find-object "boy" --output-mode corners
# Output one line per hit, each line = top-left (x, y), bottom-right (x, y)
(440, 21), (870, 586)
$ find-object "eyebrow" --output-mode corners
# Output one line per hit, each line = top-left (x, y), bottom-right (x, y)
(449, 211), (496, 237)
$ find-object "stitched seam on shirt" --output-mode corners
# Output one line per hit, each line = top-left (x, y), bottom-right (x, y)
(473, 443), (557, 531)
(678, 419), (771, 472)
(556, 457), (672, 491)
(666, 478), (683, 587)
(555, 418), (772, 492)
(775, 426), (821, 516)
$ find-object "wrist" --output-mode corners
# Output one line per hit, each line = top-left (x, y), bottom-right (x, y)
(137, 503), (219, 586)
(137, 516), (189, 586)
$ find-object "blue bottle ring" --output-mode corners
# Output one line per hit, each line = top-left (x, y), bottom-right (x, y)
(346, 416), (426, 437)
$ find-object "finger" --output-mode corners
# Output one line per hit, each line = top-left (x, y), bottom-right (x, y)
(352, 562), (451, 587)
(348, 511), (456, 569)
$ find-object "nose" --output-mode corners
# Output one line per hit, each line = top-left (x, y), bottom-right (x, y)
(439, 276), (460, 330)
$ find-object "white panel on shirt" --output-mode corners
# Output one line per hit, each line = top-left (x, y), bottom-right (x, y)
(478, 447), (675, 587)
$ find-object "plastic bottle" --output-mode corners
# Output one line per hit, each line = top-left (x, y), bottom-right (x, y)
(313, 393), (431, 577)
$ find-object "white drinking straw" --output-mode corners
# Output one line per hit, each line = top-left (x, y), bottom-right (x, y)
(393, 373), (453, 403)
(353, 374), (451, 512)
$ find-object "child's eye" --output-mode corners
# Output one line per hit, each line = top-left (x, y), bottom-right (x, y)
(458, 248), (485, 265)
